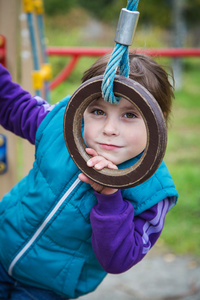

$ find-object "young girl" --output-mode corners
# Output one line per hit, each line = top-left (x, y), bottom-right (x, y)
(0, 53), (178, 300)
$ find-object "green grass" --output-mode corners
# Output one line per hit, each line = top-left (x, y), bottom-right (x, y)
(49, 56), (200, 257)
(159, 58), (200, 257)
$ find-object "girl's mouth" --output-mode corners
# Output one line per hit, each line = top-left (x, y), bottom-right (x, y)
(99, 143), (122, 151)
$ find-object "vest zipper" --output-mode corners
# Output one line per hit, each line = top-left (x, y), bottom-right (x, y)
(8, 177), (81, 276)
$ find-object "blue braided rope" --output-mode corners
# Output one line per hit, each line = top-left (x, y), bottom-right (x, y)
(127, 0), (139, 11)
(37, 14), (51, 102)
(27, 13), (41, 97)
(27, 13), (40, 71)
(102, 0), (139, 104)
(37, 14), (48, 64)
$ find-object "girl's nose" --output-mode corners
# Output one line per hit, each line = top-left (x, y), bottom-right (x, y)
(103, 118), (120, 136)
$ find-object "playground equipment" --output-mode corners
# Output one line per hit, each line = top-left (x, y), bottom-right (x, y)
(0, 35), (6, 67)
(0, 134), (7, 174)
(64, 75), (167, 188)
(1, 0), (200, 194)
(0, 0), (19, 198)
(0, 36), (7, 174)
(47, 46), (200, 90)
(22, 0), (52, 100)
(63, 0), (168, 188)
(0, 0), (51, 198)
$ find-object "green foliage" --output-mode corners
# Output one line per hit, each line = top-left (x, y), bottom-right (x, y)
(184, 0), (200, 26)
(43, 0), (77, 15)
(43, 0), (199, 28)
(44, 7), (200, 257)
(43, 0), (125, 23)
(161, 58), (200, 257)
(138, 0), (172, 27)
(50, 56), (200, 257)
(78, 0), (113, 18)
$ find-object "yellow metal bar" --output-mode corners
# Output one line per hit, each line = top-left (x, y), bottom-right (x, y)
(34, 0), (44, 14)
(32, 64), (52, 90)
(22, 0), (34, 13)
(41, 64), (52, 81)
(32, 70), (43, 90)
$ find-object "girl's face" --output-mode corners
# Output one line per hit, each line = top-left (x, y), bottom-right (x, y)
(83, 98), (147, 165)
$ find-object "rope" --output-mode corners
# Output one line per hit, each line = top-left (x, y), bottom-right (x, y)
(24, 0), (51, 101)
(27, 12), (41, 97)
(101, 0), (139, 104)
(37, 14), (48, 64)
(27, 13), (40, 71)
(36, 13), (51, 102)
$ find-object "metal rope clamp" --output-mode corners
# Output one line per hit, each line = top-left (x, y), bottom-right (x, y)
(115, 8), (140, 46)
(63, 75), (167, 189)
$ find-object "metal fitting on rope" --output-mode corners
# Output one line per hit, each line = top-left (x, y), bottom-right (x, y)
(115, 8), (140, 46)
(32, 64), (52, 90)
(34, 0), (44, 14)
(23, 0), (34, 13)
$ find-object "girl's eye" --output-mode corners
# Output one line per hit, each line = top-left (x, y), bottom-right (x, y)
(93, 109), (105, 116)
(124, 112), (136, 119)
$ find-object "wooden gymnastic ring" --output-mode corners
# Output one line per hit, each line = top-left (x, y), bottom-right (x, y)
(63, 75), (167, 189)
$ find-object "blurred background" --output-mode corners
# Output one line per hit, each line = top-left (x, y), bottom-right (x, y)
(45, 0), (200, 94)
(0, 0), (200, 298)
(44, 0), (200, 258)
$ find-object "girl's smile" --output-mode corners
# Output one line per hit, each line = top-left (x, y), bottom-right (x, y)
(99, 143), (123, 151)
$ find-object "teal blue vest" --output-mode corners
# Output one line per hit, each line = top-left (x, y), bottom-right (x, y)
(0, 96), (178, 298)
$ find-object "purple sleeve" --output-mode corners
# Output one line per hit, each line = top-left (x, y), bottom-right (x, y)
(0, 64), (54, 144)
(90, 190), (172, 274)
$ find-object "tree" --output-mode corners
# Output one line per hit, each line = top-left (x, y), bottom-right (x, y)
(43, 0), (199, 31)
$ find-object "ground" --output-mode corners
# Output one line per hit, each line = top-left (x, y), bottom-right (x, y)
(79, 246), (200, 300)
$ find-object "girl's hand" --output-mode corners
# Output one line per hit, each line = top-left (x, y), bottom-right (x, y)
(78, 148), (118, 195)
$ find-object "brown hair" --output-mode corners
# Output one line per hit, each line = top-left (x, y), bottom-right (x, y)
(82, 52), (175, 124)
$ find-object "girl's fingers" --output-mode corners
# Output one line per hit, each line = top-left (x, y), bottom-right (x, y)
(107, 162), (118, 170)
(93, 159), (108, 170)
(87, 156), (105, 168)
(78, 173), (88, 183)
(85, 148), (118, 170)
(85, 148), (98, 157)
(78, 173), (94, 186)
(78, 173), (104, 193)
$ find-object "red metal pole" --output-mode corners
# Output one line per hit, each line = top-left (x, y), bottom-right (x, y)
(49, 55), (80, 90)
(47, 47), (200, 57)
(0, 35), (6, 67)
(47, 47), (112, 57)
(141, 48), (200, 57)
(47, 47), (200, 90)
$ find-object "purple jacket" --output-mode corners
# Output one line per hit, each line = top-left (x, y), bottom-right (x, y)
(0, 64), (175, 274)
